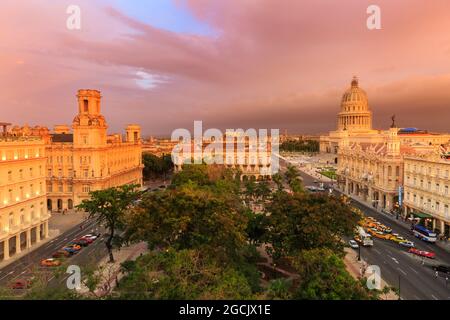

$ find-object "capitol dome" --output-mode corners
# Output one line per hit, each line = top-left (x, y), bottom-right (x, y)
(337, 77), (372, 132)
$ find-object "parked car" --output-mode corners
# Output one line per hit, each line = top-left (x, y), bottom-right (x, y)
(82, 233), (99, 241)
(65, 243), (82, 250)
(408, 248), (436, 259)
(432, 265), (450, 274)
(348, 240), (359, 249)
(40, 258), (61, 267)
(9, 278), (34, 290)
(399, 241), (415, 248)
(73, 238), (90, 246)
(52, 250), (73, 258)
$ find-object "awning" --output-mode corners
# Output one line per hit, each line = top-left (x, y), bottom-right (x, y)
(411, 211), (433, 219)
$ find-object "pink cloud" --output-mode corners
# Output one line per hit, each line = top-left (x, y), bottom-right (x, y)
(1, 0), (450, 136)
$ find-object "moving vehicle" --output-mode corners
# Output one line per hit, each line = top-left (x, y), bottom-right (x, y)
(412, 225), (437, 243)
(356, 227), (373, 247)
(348, 240), (359, 249)
(399, 240), (415, 248)
(391, 236), (406, 243)
(408, 248), (435, 259)
(40, 258), (62, 267)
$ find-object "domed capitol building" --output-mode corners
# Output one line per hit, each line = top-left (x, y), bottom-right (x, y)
(321, 77), (450, 236)
(320, 77), (450, 154)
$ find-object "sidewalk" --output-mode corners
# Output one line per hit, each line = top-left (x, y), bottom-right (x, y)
(78, 241), (148, 297)
(343, 247), (398, 300)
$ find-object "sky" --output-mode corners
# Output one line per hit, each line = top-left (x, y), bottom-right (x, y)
(1, 0), (450, 136)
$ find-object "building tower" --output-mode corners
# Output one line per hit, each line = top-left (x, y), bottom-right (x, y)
(126, 124), (141, 144)
(337, 77), (372, 132)
(72, 89), (107, 148)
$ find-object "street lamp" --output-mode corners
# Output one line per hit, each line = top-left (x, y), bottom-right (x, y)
(358, 244), (361, 261)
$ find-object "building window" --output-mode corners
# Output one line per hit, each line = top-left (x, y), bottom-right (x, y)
(445, 205), (449, 217)
(58, 169), (62, 178)
(68, 184), (73, 192)
(58, 183), (63, 192)
(82, 185), (90, 193)
(445, 186), (449, 195)
(9, 213), (14, 227)
(8, 171), (12, 181)
(47, 184), (53, 192)
(84, 99), (89, 112)
(84, 169), (89, 178)
(436, 202), (440, 212)
(48, 169), (52, 177)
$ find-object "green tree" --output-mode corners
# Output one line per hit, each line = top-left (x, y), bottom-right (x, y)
(290, 248), (374, 300)
(272, 173), (284, 191)
(264, 192), (359, 259)
(76, 184), (140, 262)
(142, 153), (173, 181)
(118, 249), (255, 299)
(124, 184), (248, 262)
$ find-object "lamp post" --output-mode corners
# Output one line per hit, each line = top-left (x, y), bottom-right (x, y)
(358, 244), (361, 261)
(398, 275), (401, 300)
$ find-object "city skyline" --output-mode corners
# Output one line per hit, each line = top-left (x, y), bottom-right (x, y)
(1, 1), (450, 136)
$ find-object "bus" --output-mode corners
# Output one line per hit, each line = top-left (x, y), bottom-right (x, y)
(412, 225), (437, 243)
(355, 227), (374, 247)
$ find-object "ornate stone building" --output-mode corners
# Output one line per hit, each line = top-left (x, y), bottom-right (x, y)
(14, 89), (144, 212)
(337, 127), (422, 211)
(0, 130), (49, 262)
(320, 77), (380, 154)
(320, 77), (450, 154)
(332, 77), (450, 217)
(173, 132), (275, 181)
(403, 147), (450, 236)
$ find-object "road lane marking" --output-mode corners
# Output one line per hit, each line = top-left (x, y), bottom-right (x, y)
(373, 249), (381, 254)
(431, 294), (438, 300)
(397, 268), (407, 276)
(408, 267), (419, 274)
(391, 257), (399, 264)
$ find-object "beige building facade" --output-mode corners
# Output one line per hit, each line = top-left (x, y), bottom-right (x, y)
(0, 133), (49, 262)
(337, 128), (407, 212)
(14, 89), (144, 212)
(403, 151), (450, 237)
(332, 78), (450, 222)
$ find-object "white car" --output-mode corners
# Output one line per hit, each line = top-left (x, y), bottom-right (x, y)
(349, 240), (359, 249)
(399, 240), (415, 248)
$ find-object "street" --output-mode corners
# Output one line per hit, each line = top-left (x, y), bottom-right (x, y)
(294, 162), (450, 300)
(0, 218), (108, 295)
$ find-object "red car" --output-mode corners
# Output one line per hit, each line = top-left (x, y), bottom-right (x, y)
(408, 248), (436, 259)
(9, 278), (34, 289)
